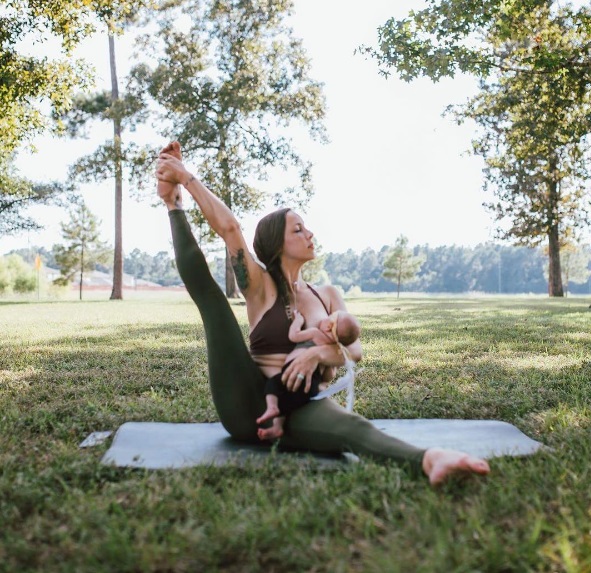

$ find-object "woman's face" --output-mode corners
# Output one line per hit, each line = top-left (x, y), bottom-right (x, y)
(281, 211), (315, 262)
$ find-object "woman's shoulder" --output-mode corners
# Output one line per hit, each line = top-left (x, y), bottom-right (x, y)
(309, 284), (344, 311)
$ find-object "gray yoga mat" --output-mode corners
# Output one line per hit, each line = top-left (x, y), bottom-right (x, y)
(99, 419), (545, 469)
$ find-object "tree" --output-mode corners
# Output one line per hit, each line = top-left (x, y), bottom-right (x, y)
(0, 0), (156, 239)
(301, 239), (329, 285)
(132, 0), (327, 297)
(0, 255), (36, 295)
(0, 0), (157, 154)
(364, 1), (591, 297)
(53, 200), (110, 300)
(544, 243), (591, 296)
(62, 15), (158, 301)
(382, 236), (425, 298)
(0, 160), (65, 235)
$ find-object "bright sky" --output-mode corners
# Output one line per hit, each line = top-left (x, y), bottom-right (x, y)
(2, 0), (497, 257)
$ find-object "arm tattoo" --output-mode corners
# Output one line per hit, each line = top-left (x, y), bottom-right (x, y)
(231, 249), (250, 291)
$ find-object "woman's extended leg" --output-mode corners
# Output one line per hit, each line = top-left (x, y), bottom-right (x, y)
(282, 399), (425, 469)
(283, 400), (490, 483)
(169, 209), (266, 440)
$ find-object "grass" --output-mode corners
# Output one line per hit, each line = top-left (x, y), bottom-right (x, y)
(1, 294), (590, 573)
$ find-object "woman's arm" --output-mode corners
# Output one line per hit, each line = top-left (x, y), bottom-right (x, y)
(281, 341), (360, 392)
(157, 149), (266, 299)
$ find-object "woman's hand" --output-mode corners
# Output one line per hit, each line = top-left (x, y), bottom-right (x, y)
(156, 143), (184, 209)
(156, 153), (191, 186)
(281, 346), (321, 393)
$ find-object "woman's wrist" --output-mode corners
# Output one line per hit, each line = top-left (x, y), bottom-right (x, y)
(183, 173), (196, 188)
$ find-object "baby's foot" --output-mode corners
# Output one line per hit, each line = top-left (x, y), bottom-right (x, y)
(256, 405), (281, 425)
(257, 418), (284, 441)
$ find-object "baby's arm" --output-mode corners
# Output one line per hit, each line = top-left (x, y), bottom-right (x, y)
(290, 324), (325, 345)
(289, 310), (326, 345)
(288, 310), (306, 341)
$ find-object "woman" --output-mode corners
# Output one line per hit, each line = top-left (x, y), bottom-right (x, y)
(156, 142), (490, 485)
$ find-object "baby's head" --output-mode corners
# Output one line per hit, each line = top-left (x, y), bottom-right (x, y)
(319, 311), (360, 346)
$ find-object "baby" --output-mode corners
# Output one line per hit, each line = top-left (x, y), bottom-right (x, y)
(256, 309), (361, 440)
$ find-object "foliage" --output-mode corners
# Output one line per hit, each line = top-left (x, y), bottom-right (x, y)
(52, 199), (110, 299)
(322, 242), (578, 295)
(0, 254), (36, 294)
(382, 235), (425, 297)
(5, 246), (57, 269)
(1, 298), (591, 571)
(0, 0), (157, 155)
(364, 1), (591, 297)
(131, 0), (327, 295)
(0, 158), (66, 236)
(302, 239), (329, 286)
(124, 248), (181, 286)
(0, 0), (157, 241)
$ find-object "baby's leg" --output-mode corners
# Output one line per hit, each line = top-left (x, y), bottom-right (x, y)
(256, 394), (281, 425)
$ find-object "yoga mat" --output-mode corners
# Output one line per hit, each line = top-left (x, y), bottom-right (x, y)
(99, 419), (545, 469)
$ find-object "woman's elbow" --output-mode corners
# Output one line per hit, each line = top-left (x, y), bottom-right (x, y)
(219, 219), (241, 241)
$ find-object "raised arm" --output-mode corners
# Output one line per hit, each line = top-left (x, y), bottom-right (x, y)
(156, 146), (266, 301)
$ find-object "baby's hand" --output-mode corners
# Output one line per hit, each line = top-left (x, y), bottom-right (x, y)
(291, 309), (305, 328)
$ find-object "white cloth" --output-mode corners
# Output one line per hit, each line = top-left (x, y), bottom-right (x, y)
(310, 357), (360, 411)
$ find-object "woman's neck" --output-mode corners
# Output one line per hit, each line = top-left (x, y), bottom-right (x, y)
(281, 261), (305, 295)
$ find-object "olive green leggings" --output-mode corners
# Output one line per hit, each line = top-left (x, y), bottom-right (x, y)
(169, 209), (425, 469)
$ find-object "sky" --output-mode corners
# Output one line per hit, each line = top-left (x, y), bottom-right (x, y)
(2, 0), (498, 258)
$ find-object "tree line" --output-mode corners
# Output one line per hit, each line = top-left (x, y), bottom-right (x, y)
(7, 239), (589, 296)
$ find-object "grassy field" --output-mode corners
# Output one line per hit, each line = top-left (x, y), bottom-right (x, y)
(1, 294), (590, 573)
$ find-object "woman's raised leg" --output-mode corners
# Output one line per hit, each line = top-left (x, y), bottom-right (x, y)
(169, 209), (266, 440)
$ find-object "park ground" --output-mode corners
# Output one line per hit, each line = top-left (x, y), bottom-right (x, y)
(1, 294), (590, 572)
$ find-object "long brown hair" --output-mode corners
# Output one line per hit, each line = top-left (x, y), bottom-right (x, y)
(253, 207), (293, 318)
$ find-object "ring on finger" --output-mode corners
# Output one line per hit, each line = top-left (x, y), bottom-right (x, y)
(296, 372), (305, 380)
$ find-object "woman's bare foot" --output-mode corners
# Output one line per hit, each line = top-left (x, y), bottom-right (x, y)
(256, 405), (281, 425)
(157, 141), (183, 208)
(257, 418), (285, 441)
(422, 448), (490, 486)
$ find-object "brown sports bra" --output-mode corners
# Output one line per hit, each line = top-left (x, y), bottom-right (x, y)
(249, 284), (329, 356)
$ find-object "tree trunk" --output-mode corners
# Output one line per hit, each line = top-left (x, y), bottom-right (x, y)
(108, 32), (124, 301)
(546, 172), (564, 297)
(79, 245), (84, 301)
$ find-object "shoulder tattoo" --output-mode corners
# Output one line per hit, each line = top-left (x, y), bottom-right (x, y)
(231, 249), (249, 291)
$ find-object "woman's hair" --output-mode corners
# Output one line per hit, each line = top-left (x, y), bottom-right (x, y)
(253, 207), (292, 318)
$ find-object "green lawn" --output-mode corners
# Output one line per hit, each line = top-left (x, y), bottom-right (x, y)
(1, 295), (590, 572)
